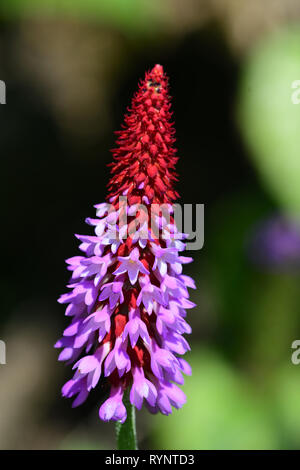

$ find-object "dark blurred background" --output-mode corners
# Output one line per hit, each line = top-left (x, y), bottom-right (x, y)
(2, 0), (300, 449)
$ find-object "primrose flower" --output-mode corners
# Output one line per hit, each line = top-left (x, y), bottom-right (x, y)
(113, 247), (149, 285)
(56, 64), (196, 423)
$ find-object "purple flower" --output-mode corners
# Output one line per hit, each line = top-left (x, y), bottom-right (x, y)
(123, 308), (151, 347)
(99, 385), (127, 423)
(99, 280), (124, 309)
(151, 244), (179, 276)
(82, 305), (111, 341)
(104, 337), (131, 378)
(130, 367), (157, 409)
(113, 247), (149, 285)
(73, 344), (110, 391)
(137, 275), (164, 314)
(248, 214), (300, 270)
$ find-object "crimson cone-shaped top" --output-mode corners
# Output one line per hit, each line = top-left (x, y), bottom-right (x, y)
(107, 64), (179, 206)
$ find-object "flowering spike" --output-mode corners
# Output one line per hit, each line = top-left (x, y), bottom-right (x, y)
(56, 65), (196, 424)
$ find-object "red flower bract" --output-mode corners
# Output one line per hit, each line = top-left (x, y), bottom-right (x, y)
(107, 64), (179, 206)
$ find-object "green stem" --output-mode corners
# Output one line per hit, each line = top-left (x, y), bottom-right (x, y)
(115, 390), (138, 450)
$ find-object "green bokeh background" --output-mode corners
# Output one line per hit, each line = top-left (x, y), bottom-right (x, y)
(1, 0), (300, 450)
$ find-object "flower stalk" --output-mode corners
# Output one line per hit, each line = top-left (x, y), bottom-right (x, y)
(115, 390), (138, 450)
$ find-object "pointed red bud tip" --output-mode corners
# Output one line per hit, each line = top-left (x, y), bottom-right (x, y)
(108, 63), (178, 204)
(151, 64), (164, 77)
